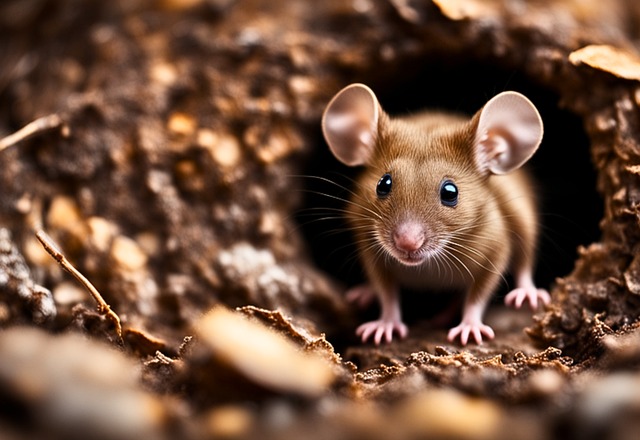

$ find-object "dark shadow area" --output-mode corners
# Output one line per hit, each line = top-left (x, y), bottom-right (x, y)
(297, 57), (602, 326)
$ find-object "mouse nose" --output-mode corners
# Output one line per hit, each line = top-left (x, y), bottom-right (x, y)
(393, 222), (425, 253)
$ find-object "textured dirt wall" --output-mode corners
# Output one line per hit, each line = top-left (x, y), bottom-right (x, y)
(3, 0), (640, 439)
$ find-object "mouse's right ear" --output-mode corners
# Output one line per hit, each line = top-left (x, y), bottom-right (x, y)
(322, 83), (380, 166)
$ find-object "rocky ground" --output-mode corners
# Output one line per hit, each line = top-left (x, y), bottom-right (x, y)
(2, 0), (640, 439)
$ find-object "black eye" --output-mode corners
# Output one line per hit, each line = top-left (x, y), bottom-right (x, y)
(440, 180), (458, 207)
(376, 173), (392, 198)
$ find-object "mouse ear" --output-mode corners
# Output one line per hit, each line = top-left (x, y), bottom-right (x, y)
(473, 91), (543, 175)
(322, 83), (380, 166)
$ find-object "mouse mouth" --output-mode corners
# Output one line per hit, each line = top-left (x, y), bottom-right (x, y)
(394, 250), (425, 266)
(389, 244), (441, 266)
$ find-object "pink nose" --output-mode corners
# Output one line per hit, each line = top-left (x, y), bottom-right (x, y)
(393, 222), (425, 253)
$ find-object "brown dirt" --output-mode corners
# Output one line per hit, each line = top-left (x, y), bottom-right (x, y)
(2, 1), (640, 439)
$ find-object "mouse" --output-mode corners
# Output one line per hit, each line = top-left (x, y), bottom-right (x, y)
(321, 83), (550, 345)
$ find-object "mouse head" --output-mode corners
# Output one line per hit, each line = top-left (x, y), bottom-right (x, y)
(321, 83), (543, 266)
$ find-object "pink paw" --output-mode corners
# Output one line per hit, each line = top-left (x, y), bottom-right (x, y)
(447, 321), (495, 346)
(346, 284), (376, 308)
(356, 319), (408, 345)
(504, 286), (550, 310)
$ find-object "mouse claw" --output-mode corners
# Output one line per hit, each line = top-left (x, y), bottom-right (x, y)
(356, 319), (408, 345)
(505, 286), (550, 310)
(447, 321), (495, 346)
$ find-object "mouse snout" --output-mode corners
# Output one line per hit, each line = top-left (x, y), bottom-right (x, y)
(392, 222), (426, 253)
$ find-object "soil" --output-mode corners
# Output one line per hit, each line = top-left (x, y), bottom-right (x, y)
(2, 1), (640, 439)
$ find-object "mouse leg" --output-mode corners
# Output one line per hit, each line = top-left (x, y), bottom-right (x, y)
(447, 296), (495, 346)
(355, 285), (408, 345)
(504, 202), (550, 310)
(504, 268), (550, 310)
(345, 284), (377, 308)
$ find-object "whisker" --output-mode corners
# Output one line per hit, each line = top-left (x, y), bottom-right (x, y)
(444, 240), (507, 286)
(440, 252), (457, 284)
(303, 190), (383, 221)
(290, 174), (361, 200)
(440, 247), (475, 282)
(291, 175), (381, 216)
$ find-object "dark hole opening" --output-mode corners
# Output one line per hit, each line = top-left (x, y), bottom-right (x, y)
(297, 58), (602, 329)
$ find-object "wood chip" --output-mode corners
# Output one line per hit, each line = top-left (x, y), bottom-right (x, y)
(432, 0), (494, 20)
(569, 45), (640, 82)
(196, 307), (335, 397)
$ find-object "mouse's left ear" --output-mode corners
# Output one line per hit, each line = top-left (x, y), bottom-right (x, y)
(473, 91), (543, 175)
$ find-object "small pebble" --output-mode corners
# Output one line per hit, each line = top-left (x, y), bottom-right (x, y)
(167, 112), (197, 137)
(205, 405), (254, 438)
(111, 236), (148, 271)
(53, 281), (87, 305)
(87, 216), (119, 252)
(397, 389), (502, 439)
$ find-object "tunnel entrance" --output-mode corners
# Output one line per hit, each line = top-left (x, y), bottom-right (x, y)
(297, 57), (602, 323)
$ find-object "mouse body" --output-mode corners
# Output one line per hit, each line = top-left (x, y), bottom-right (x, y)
(321, 83), (550, 345)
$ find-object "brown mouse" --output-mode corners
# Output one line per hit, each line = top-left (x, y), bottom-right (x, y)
(321, 83), (550, 345)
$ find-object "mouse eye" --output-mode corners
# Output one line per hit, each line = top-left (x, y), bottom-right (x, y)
(376, 173), (392, 198)
(440, 180), (458, 207)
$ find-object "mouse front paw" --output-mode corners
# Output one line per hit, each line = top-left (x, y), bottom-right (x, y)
(356, 319), (408, 345)
(447, 320), (495, 346)
(504, 286), (550, 310)
(345, 284), (377, 308)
